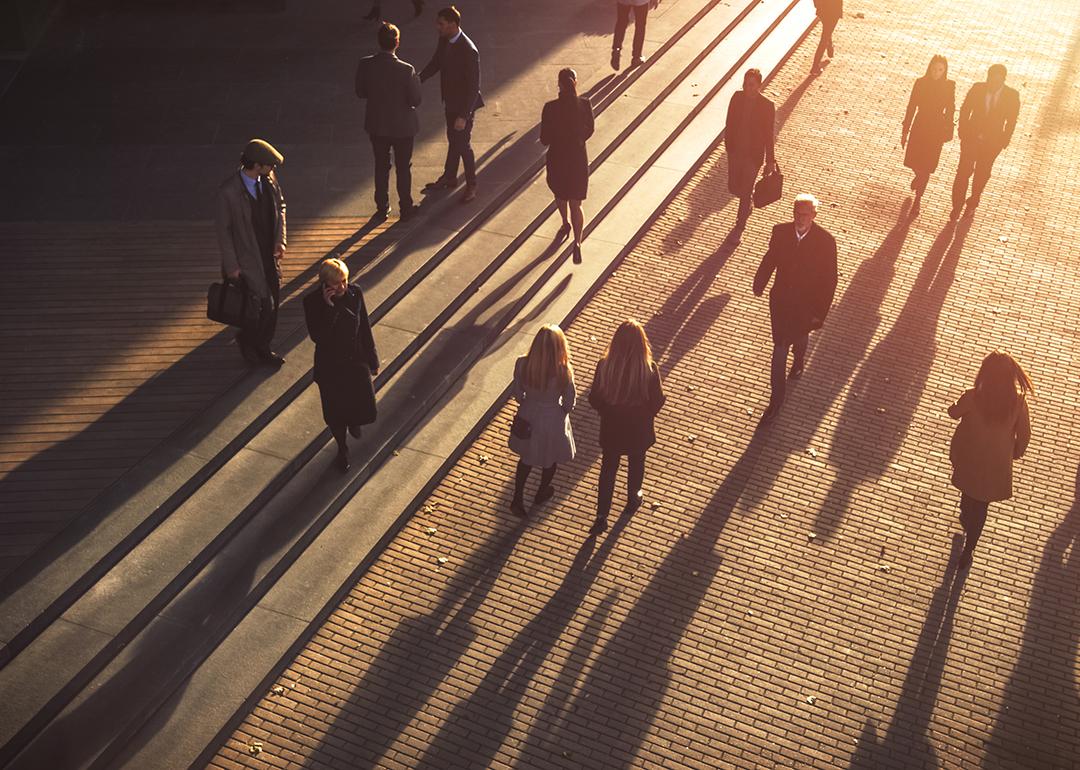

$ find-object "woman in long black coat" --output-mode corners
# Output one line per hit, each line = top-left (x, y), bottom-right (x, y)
(540, 67), (594, 264)
(303, 258), (380, 472)
(901, 55), (955, 213)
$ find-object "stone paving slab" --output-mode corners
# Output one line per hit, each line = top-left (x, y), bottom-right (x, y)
(209, 0), (1080, 767)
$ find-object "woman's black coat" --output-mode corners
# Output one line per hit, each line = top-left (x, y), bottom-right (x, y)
(588, 363), (666, 454)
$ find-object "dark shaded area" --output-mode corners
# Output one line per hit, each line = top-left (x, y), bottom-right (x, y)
(984, 464), (1080, 767)
(849, 537), (967, 770)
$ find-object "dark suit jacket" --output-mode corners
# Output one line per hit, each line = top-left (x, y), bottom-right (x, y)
(355, 51), (422, 138)
(419, 31), (484, 119)
(753, 221), (838, 343)
(725, 90), (776, 167)
(302, 285), (379, 382)
(957, 81), (1020, 150)
(813, 0), (842, 20)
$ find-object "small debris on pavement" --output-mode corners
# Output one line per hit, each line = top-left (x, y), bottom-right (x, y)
(248, 741), (263, 756)
(436, 556), (449, 565)
(477, 453), (489, 465)
(270, 685), (285, 696)
(424, 527), (437, 535)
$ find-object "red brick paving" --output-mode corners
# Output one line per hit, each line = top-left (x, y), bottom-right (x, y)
(211, 0), (1080, 767)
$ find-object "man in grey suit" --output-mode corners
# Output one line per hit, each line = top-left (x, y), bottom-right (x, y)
(216, 139), (288, 368)
(356, 22), (423, 220)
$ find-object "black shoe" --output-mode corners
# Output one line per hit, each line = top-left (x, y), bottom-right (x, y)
(760, 403), (781, 425)
(373, 207), (390, 222)
(412, 0), (424, 17)
(534, 485), (554, 505)
(259, 351), (286, 368)
(572, 243), (582, 264)
(348, 424), (362, 439)
(610, 48), (621, 71)
(400, 204), (419, 221)
(589, 517), (609, 536)
(337, 447), (351, 473)
(362, 3), (381, 21)
(626, 490), (643, 513)
(422, 177), (458, 194)
(555, 222), (571, 243)
(788, 363), (804, 380)
(511, 498), (527, 518)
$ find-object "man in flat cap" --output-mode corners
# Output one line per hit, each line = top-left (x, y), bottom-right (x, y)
(216, 139), (288, 367)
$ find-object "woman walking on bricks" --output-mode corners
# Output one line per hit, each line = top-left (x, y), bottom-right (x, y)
(540, 67), (594, 264)
(303, 258), (380, 473)
(508, 325), (578, 517)
(947, 350), (1033, 569)
(901, 55), (955, 214)
(587, 320), (665, 536)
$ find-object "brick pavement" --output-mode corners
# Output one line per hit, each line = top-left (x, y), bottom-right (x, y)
(210, 0), (1080, 767)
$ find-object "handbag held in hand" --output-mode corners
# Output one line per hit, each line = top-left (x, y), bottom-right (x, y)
(511, 411), (532, 440)
(753, 163), (784, 209)
(207, 277), (261, 329)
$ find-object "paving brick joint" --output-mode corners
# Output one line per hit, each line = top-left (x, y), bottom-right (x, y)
(207, 0), (1080, 768)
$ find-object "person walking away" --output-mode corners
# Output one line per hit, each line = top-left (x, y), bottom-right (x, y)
(725, 68), (776, 242)
(950, 63), (1019, 220)
(508, 325), (577, 517)
(752, 193), (837, 424)
(540, 68), (594, 264)
(901, 55), (955, 216)
(947, 351), (1032, 569)
(611, 0), (659, 71)
(420, 5), (484, 203)
(811, 0), (842, 74)
(303, 258), (380, 473)
(216, 138), (288, 369)
(356, 22), (423, 221)
(587, 320), (665, 535)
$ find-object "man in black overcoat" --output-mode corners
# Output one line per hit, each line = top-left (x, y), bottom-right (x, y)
(950, 63), (1020, 219)
(356, 22), (423, 220)
(419, 5), (484, 203)
(725, 68), (776, 240)
(753, 193), (838, 423)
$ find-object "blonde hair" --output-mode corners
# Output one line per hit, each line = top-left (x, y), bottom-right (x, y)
(319, 258), (349, 285)
(523, 324), (573, 390)
(594, 319), (655, 404)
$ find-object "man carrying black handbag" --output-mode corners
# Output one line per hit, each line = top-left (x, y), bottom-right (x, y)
(724, 68), (777, 244)
(215, 138), (288, 368)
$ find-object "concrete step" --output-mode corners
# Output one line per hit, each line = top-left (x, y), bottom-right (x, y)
(0, 0), (817, 767)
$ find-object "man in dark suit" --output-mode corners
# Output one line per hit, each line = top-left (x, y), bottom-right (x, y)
(951, 64), (1020, 219)
(811, 0), (842, 74)
(725, 68), (776, 241)
(419, 5), (484, 203)
(753, 194), (838, 423)
(356, 22), (423, 221)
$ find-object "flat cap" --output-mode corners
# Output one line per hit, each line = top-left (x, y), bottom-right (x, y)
(242, 138), (284, 166)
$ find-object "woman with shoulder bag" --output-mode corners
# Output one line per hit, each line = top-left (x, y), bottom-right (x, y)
(588, 319), (665, 535)
(303, 258), (380, 473)
(508, 325), (577, 517)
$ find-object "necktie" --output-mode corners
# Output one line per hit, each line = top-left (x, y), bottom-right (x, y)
(254, 179), (262, 201)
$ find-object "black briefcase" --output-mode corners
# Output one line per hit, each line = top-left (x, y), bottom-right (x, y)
(753, 164), (784, 209)
(207, 278), (261, 329)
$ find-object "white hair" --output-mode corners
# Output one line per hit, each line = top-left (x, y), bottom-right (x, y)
(793, 193), (820, 211)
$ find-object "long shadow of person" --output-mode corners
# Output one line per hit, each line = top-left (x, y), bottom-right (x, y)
(814, 217), (972, 538)
(983, 463), (1080, 767)
(509, 432), (770, 767)
(848, 537), (968, 769)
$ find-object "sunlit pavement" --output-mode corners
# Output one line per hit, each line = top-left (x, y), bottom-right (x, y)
(203, 0), (1077, 766)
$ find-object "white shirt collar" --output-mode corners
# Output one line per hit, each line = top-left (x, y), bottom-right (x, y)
(795, 226), (810, 242)
(449, 29), (463, 44)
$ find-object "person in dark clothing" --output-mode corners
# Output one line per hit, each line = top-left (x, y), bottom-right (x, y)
(216, 138), (288, 368)
(725, 68), (777, 239)
(540, 68), (595, 264)
(587, 320), (666, 536)
(303, 258), (380, 473)
(363, 0), (424, 22)
(901, 55), (955, 215)
(811, 0), (842, 74)
(419, 5), (484, 203)
(950, 63), (1020, 219)
(356, 22), (423, 220)
(611, 0), (660, 71)
(752, 193), (838, 424)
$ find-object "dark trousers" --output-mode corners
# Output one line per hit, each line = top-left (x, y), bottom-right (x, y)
(728, 153), (761, 226)
(813, 15), (838, 66)
(959, 493), (990, 554)
(769, 333), (808, 407)
(596, 449), (646, 521)
(443, 110), (476, 187)
(371, 135), (415, 212)
(951, 141), (1001, 209)
(613, 3), (648, 58)
(241, 275), (279, 355)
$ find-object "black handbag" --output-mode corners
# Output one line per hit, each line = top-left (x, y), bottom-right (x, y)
(753, 163), (784, 209)
(511, 411), (532, 440)
(207, 277), (261, 329)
